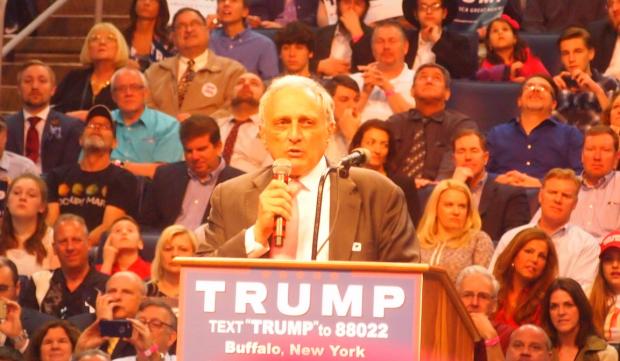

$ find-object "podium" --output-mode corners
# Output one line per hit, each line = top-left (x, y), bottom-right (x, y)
(175, 257), (480, 361)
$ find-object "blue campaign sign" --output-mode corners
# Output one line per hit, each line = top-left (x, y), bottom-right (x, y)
(451, 0), (508, 32)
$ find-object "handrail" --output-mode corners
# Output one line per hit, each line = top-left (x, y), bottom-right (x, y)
(1, 0), (69, 58)
(0, 0), (7, 91)
(0, 0), (104, 92)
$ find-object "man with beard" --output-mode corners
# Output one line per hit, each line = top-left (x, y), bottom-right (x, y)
(217, 72), (271, 173)
(5, 60), (83, 174)
(142, 115), (244, 230)
(45, 105), (138, 246)
(110, 67), (184, 179)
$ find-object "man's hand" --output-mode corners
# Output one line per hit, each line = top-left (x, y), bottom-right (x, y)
(254, 179), (294, 247)
(205, 14), (221, 31)
(317, 58), (351, 76)
(260, 20), (283, 29)
(572, 69), (601, 93)
(75, 319), (107, 353)
(496, 170), (541, 188)
(452, 166), (474, 183)
(0, 299), (24, 339)
(127, 319), (154, 356)
(414, 177), (436, 189)
(246, 15), (261, 28)
(95, 292), (116, 321)
(339, 9), (363, 39)
(420, 25), (441, 43)
(553, 71), (571, 90)
(359, 63), (393, 94)
(338, 107), (361, 142)
(470, 313), (498, 340)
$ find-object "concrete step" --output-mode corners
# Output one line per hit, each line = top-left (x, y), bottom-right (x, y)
(2, 62), (82, 84)
(37, 14), (130, 37)
(9, 36), (85, 54)
(13, 53), (80, 63)
(37, 0), (132, 16)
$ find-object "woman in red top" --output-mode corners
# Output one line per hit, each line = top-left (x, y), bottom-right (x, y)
(492, 227), (558, 331)
(477, 15), (549, 82)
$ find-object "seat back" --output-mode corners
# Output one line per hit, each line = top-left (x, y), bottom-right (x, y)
(520, 32), (562, 75)
(447, 80), (522, 132)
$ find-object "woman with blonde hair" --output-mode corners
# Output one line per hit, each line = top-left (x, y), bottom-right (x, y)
(52, 22), (129, 119)
(0, 173), (58, 276)
(418, 179), (494, 281)
(147, 224), (198, 298)
(492, 227), (559, 332)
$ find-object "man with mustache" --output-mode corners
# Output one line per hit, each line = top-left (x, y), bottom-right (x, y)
(5, 60), (83, 174)
(351, 21), (415, 123)
(217, 72), (271, 173)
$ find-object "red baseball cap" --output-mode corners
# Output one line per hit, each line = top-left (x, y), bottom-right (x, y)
(600, 230), (620, 256)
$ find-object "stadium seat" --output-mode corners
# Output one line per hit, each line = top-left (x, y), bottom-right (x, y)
(520, 32), (562, 75)
(447, 80), (522, 132)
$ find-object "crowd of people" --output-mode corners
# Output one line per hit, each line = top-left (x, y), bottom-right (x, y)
(0, 0), (620, 360)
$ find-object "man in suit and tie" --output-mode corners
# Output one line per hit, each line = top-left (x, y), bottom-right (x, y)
(197, 75), (419, 262)
(142, 115), (243, 231)
(5, 60), (83, 174)
(451, 129), (531, 243)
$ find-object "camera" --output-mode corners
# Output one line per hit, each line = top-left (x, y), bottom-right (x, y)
(99, 319), (133, 338)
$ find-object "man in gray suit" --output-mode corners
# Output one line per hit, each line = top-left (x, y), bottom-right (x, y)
(197, 75), (419, 262)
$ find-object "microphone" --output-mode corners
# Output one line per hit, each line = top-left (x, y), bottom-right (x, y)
(272, 158), (292, 247)
(338, 148), (371, 167)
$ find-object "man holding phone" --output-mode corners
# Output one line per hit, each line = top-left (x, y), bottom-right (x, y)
(553, 26), (619, 130)
(71, 272), (147, 359)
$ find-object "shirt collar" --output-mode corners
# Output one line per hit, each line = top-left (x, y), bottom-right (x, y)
(113, 107), (148, 128)
(180, 48), (209, 69)
(409, 108), (445, 123)
(470, 171), (488, 193)
(581, 170), (616, 189)
(23, 106), (51, 122)
(0, 153), (9, 172)
(188, 157), (225, 184)
(297, 157), (329, 192)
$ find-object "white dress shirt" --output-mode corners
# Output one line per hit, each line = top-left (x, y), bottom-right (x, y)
(489, 222), (600, 287)
(244, 158), (331, 261)
(22, 106), (50, 170)
(217, 114), (272, 173)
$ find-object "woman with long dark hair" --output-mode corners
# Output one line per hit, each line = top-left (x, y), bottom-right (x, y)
(123, 0), (174, 71)
(543, 278), (617, 361)
(349, 119), (421, 225)
(492, 228), (558, 330)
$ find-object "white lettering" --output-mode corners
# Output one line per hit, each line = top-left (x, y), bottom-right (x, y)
(195, 281), (226, 312)
(321, 284), (363, 317)
(235, 282), (267, 314)
(277, 283), (311, 316)
(373, 286), (405, 317)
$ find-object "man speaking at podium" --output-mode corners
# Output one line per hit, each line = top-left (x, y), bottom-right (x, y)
(197, 75), (419, 262)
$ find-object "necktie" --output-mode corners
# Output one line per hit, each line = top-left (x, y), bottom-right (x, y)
(401, 118), (427, 178)
(222, 119), (251, 164)
(106, 337), (120, 354)
(177, 59), (195, 108)
(25, 116), (41, 163)
(270, 180), (302, 260)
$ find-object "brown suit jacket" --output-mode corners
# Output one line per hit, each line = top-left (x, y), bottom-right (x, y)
(197, 166), (420, 262)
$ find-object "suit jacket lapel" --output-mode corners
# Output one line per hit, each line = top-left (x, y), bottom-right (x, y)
(247, 167), (272, 226)
(16, 111), (26, 154)
(478, 180), (496, 217)
(328, 173), (360, 260)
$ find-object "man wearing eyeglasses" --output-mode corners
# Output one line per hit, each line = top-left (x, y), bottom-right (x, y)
(45, 106), (138, 246)
(486, 75), (584, 188)
(145, 8), (246, 121)
(456, 265), (509, 361)
(110, 67), (184, 179)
